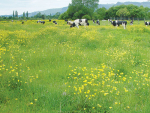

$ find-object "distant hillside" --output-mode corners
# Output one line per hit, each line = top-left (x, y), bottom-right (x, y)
(1, 2), (150, 17)
(115, 2), (150, 8)
(28, 7), (68, 17)
(28, 2), (150, 17)
(98, 4), (115, 9)
(98, 2), (150, 9)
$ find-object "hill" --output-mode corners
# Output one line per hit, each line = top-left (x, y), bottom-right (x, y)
(28, 2), (150, 17)
(98, 2), (150, 9)
(28, 7), (68, 17)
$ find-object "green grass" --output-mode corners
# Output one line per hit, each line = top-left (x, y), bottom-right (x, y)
(1, 20), (150, 112)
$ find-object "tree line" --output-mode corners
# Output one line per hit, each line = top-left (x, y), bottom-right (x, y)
(0, 11), (60, 20)
(59, 3), (150, 20)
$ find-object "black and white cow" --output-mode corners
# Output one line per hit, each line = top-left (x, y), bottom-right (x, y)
(67, 21), (73, 25)
(40, 21), (45, 24)
(111, 20), (127, 29)
(37, 20), (45, 24)
(130, 20), (133, 25)
(96, 20), (100, 25)
(65, 19), (68, 22)
(37, 20), (41, 23)
(93, 20), (95, 23)
(70, 19), (89, 28)
(145, 22), (150, 26)
(49, 19), (51, 22)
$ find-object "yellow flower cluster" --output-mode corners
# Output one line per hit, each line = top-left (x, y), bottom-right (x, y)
(66, 62), (150, 111)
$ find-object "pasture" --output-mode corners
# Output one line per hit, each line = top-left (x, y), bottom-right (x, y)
(1, 19), (150, 113)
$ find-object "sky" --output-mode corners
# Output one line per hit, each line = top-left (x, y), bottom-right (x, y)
(0, 0), (148, 15)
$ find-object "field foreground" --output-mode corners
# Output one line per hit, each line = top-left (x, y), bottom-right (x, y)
(1, 20), (150, 112)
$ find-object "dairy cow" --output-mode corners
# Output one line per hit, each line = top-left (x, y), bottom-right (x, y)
(145, 22), (150, 26)
(67, 21), (73, 25)
(111, 20), (127, 29)
(40, 21), (45, 24)
(37, 20), (45, 24)
(53, 21), (57, 24)
(130, 20), (133, 25)
(96, 20), (100, 25)
(93, 20), (95, 23)
(70, 19), (89, 28)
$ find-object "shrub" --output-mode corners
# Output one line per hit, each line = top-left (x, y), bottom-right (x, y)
(82, 15), (91, 20)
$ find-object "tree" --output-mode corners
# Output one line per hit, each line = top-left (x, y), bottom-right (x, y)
(82, 0), (99, 10)
(107, 6), (118, 19)
(53, 12), (60, 19)
(116, 7), (130, 20)
(26, 11), (28, 19)
(34, 12), (42, 18)
(67, 0), (99, 19)
(15, 11), (18, 18)
(82, 14), (91, 20)
(23, 12), (25, 19)
(41, 15), (46, 19)
(67, 2), (84, 18)
(13, 11), (14, 19)
(126, 4), (138, 20)
(8, 16), (13, 19)
(95, 7), (107, 20)
(58, 12), (68, 20)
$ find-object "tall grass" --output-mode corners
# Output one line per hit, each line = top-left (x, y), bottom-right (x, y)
(1, 20), (150, 112)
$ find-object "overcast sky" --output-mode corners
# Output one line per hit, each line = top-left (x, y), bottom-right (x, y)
(0, 0), (147, 15)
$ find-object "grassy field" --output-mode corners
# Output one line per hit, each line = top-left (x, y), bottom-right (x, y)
(1, 19), (150, 113)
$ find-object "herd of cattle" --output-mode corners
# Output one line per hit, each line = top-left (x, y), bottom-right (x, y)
(15, 19), (150, 29)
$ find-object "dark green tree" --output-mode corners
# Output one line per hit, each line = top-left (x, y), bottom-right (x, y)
(53, 12), (60, 19)
(13, 11), (14, 19)
(34, 12), (42, 18)
(126, 4), (139, 20)
(116, 7), (130, 20)
(58, 12), (68, 20)
(15, 11), (18, 18)
(66, 0), (99, 19)
(23, 12), (25, 19)
(26, 11), (28, 19)
(95, 7), (107, 20)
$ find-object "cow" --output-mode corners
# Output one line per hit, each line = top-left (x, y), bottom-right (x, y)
(22, 21), (24, 24)
(37, 20), (40, 23)
(37, 20), (45, 24)
(67, 21), (73, 25)
(130, 20), (133, 25)
(96, 20), (100, 25)
(110, 20), (127, 29)
(53, 21), (57, 24)
(93, 20), (95, 23)
(65, 19), (68, 22)
(40, 21), (45, 24)
(145, 22), (150, 26)
(70, 19), (89, 28)
(49, 19), (51, 22)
